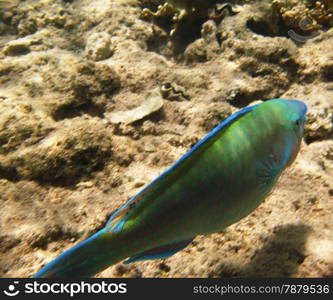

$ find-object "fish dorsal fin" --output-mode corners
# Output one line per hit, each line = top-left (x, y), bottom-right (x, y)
(179, 103), (258, 156)
(106, 185), (153, 231)
(124, 238), (194, 264)
(107, 103), (259, 232)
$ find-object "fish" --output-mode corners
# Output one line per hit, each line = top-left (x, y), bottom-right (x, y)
(33, 98), (307, 278)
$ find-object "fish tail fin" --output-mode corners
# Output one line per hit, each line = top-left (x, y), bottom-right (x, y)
(33, 227), (131, 278)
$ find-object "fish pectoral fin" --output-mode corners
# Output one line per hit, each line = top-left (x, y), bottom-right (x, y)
(256, 153), (281, 193)
(124, 238), (194, 264)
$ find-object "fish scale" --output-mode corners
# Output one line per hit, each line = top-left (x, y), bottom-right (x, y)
(34, 99), (307, 278)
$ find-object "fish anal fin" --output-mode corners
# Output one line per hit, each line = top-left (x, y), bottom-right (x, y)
(124, 238), (194, 264)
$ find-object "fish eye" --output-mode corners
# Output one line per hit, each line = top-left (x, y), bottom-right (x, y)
(291, 114), (303, 128)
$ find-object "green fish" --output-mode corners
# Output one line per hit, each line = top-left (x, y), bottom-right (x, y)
(33, 99), (307, 278)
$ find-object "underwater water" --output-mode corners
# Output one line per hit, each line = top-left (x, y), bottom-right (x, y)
(0, 0), (332, 278)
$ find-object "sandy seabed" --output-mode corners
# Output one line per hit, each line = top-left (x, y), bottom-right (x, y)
(0, 0), (332, 278)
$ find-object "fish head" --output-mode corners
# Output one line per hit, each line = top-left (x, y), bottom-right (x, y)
(274, 99), (308, 166)
(283, 99), (308, 137)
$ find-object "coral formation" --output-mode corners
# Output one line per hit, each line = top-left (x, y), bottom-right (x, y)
(0, 0), (332, 278)
(273, 0), (333, 34)
(141, 0), (237, 35)
(139, 0), (240, 51)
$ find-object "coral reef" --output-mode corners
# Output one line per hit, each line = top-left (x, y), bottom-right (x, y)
(139, 0), (241, 52)
(273, 0), (333, 34)
(0, 0), (332, 278)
